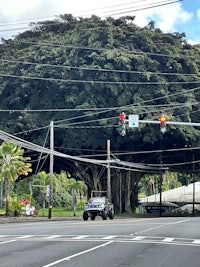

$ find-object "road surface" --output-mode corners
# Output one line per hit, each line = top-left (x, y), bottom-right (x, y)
(0, 216), (200, 266)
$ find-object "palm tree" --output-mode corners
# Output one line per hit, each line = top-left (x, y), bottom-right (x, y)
(0, 142), (32, 216)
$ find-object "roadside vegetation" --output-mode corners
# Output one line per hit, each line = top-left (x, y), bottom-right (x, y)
(0, 141), (87, 217)
(0, 15), (200, 215)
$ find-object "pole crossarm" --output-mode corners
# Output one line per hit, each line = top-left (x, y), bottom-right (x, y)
(139, 120), (200, 127)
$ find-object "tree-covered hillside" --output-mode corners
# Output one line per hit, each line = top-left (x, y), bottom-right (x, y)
(0, 15), (200, 211)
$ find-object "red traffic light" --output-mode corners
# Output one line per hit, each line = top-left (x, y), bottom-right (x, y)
(159, 114), (167, 127)
(119, 112), (126, 119)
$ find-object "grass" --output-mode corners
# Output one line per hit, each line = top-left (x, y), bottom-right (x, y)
(0, 206), (84, 217)
(38, 207), (83, 217)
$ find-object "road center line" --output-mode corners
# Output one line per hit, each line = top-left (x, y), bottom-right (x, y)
(168, 219), (190, 225)
(17, 235), (34, 239)
(0, 240), (16, 245)
(41, 241), (113, 267)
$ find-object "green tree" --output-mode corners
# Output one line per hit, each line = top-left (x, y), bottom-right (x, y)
(1, 15), (200, 213)
(0, 142), (32, 215)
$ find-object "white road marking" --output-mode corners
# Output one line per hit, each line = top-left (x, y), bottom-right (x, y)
(168, 219), (190, 225)
(132, 236), (145, 241)
(17, 235), (34, 239)
(45, 235), (61, 239)
(41, 241), (113, 267)
(0, 240), (16, 244)
(162, 238), (175, 242)
(192, 239), (200, 244)
(102, 235), (117, 240)
(72, 235), (88, 239)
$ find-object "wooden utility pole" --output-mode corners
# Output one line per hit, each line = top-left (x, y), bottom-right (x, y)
(48, 121), (54, 219)
(107, 139), (111, 202)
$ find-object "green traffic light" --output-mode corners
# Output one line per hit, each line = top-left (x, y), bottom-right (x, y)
(119, 124), (125, 130)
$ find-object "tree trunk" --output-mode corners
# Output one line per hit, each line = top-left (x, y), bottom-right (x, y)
(124, 171), (131, 212)
(5, 179), (11, 216)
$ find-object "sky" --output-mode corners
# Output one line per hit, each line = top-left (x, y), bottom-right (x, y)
(0, 0), (200, 44)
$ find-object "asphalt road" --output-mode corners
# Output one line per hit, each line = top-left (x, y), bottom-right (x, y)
(0, 216), (200, 267)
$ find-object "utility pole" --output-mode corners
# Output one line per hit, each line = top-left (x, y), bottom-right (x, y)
(107, 139), (111, 202)
(192, 152), (195, 215)
(48, 121), (54, 219)
(159, 171), (164, 217)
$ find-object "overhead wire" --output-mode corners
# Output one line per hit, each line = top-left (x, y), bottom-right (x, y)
(16, 40), (195, 59)
(102, 0), (182, 17)
(0, 73), (199, 85)
(0, 129), (159, 172)
(34, 126), (50, 174)
(10, 85), (200, 137)
(0, 0), (181, 33)
(53, 85), (200, 127)
(0, 1), (197, 172)
(1, 58), (199, 78)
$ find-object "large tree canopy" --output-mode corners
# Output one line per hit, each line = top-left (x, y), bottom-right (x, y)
(0, 15), (200, 211)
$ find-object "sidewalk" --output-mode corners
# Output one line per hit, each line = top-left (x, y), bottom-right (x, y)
(0, 215), (82, 223)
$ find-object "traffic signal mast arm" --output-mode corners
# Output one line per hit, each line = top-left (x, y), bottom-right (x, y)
(118, 113), (200, 137)
(138, 120), (200, 127)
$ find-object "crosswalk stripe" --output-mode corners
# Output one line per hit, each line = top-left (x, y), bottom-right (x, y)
(132, 236), (145, 241)
(193, 239), (200, 244)
(45, 235), (61, 239)
(102, 236), (117, 240)
(162, 238), (175, 242)
(72, 235), (89, 239)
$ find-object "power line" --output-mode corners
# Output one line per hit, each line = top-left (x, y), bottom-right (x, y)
(3, 84), (200, 138)
(1, 58), (199, 78)
(103, 0), (182, 17)
(0, 72), (199, 85)
(0, 0), (181, 33)
(18, 40), (194, 59)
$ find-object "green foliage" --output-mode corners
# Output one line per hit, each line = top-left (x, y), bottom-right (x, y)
(0, 142), (32, 215)
(15, 170), (87, 209)
(0, 15), (200, 212)
(139, 172), (182, 197)
(10, 201), (25, 217)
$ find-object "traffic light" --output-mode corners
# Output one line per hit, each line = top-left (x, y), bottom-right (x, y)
(119, 112), (126, 136)
(159, 114), (167, 133)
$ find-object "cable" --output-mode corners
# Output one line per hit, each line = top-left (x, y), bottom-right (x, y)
(18, 40), (195, 59)
(1, 58), (199, 78)
(0, 72), (199, 85)
(35, 127), (50, 174)
(0, 128), (161, 172)
(53, 85), (200, 126)
(0, 0), (181, 33)
(103, 0), (182, 17)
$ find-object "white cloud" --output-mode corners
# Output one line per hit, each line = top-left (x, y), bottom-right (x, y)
(197, 8), (200, 19)
(188, 39), (200, 45)
(0, 0), (197, 42)
(0, 0), (41, 18)
(134, 2), (193, 33)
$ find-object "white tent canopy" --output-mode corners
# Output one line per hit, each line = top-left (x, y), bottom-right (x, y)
(140, 182), (200, 204)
